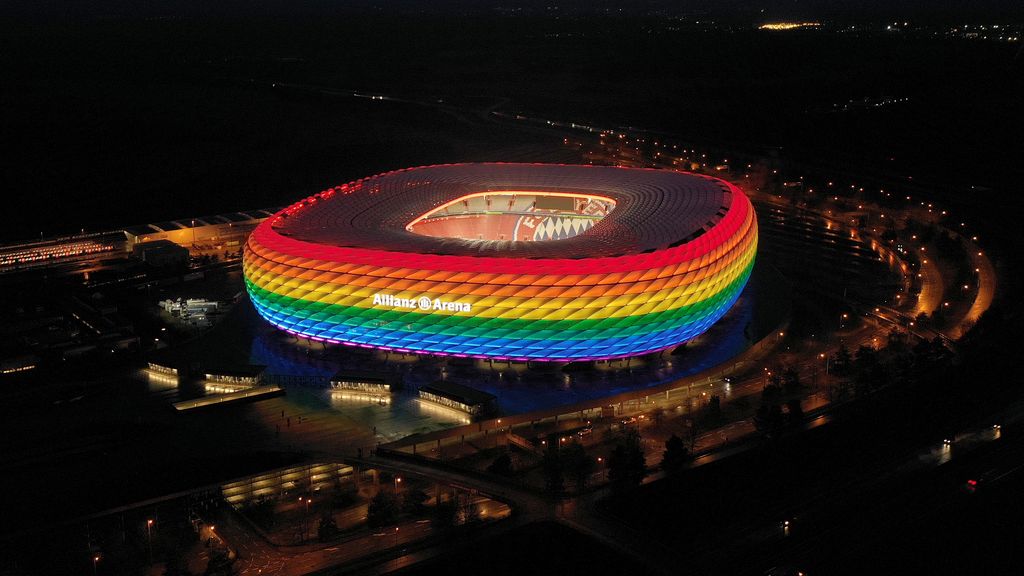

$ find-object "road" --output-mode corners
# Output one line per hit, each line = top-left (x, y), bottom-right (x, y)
(214, 502), (436, 576)
(951, 234), (996, 338)
(913, 247), (945, 316)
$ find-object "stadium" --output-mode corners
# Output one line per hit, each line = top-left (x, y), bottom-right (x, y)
(243, 163), (757, 361)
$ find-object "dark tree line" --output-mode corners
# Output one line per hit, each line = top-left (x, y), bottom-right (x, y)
(540, 435), (597, 498)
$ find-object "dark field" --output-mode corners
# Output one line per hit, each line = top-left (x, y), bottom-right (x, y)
(2, 14), (1022, 241)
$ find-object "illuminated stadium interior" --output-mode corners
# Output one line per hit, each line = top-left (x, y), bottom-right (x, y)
(406, 192), (616, 242)
(243, 163), (757, 361)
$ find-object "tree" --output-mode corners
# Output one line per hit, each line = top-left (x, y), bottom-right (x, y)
(317, 513), (339, 541)
(893, 353), (916, 388)
(401, 489), (430, 516)
(832, 345), (853, 377)
(786, 399), (804, 425)
(912, 336), (933, 359)
(366, 491), (399, 528)
(686, 418), (700, 452)
(854, 345), (878, 371)
(887, 328), (908, 352)
(762, 382), (783, 404)
(705, 394), (722, 423)
(783, 367), (801, 392)
(540, 437), (565, 499)
(432, 498), (458, 531)
(204, 547), (232, 576)
(561, 442), (596, 492)
(661, 434), (690, 472)
(754, 403), (784, 436)
(852, 344), (883, 396)
(330, 480), (358, 508)
(486, 452), (515, 477)
(607, 427), (646, 493)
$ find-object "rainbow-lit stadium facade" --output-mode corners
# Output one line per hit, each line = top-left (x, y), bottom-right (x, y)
(243, 164), (757, 361)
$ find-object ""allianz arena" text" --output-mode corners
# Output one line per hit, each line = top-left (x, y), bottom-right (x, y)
(372, 293), (473, 313)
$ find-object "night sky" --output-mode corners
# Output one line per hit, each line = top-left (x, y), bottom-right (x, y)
(2, 0), (1023, 20)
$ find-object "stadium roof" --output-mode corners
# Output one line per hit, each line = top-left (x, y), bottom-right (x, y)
(272, 163), (733, 259)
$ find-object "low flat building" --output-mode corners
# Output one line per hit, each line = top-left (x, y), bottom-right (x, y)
(418, 381), (496, 416)
(203, 364), (266, 386)
(329, 370), (399, 395)
(131, 240), (189, 267)
(124, 209), (278, 252)
(220, 462), (356, 506)
(147, 361), (178, 376)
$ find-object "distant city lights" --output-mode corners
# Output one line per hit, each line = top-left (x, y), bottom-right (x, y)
(759, 22), (822, 31)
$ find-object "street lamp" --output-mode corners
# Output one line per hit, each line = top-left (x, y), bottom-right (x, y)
(146, 519), (154, 564)
(299, 496), (311, 540)
(395, 526), (400, 548)
(394, 476), (402, 495)
(92, 555), (101, 576)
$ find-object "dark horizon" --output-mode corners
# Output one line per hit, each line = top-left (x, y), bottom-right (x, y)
(3, 0), (1024, 22)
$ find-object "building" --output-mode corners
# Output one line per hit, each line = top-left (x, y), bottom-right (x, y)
(131, 239), (189, 267)
(329, 370), (399, 395)
(124, 210), (277, 251)
(418, 381), (497, 416)
(243, 163), (757, 361)
(203, 364), (266, 386)
(158, 297), (221, 327)
(147, 361), (178, 376)
(220, 463), (356, 507)
(0, 233), (123, 273)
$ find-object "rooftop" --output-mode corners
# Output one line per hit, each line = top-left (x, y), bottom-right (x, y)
(420, 380), (497, 405)
(272, 164), (733, 259)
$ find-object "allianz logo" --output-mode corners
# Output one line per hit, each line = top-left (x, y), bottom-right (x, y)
(372, 293), (472, 313)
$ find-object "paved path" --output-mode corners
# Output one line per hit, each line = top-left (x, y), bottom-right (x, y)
(951, 235), (996, 338)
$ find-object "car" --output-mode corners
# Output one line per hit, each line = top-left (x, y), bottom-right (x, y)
(965, 468), (1002, 493)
